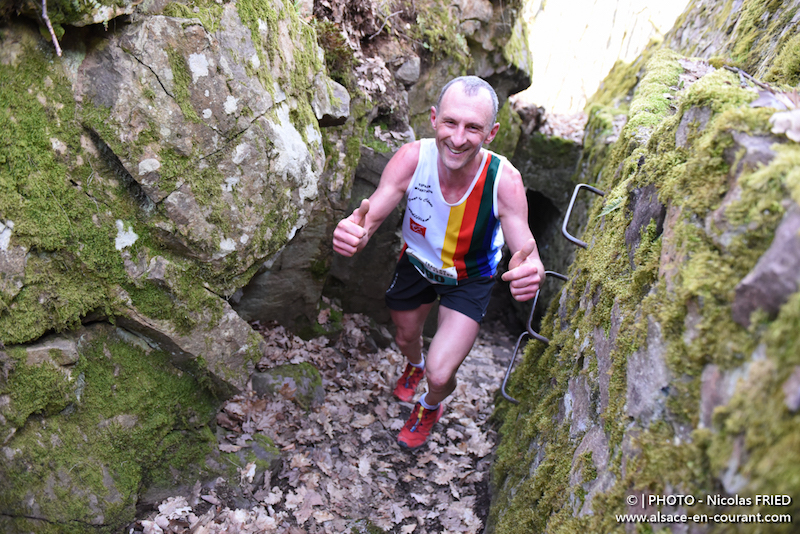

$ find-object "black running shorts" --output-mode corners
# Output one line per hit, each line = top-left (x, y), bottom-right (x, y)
(385, 251), (496, 323)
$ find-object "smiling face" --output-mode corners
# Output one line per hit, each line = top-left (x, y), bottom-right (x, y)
(430, 82), (500, 176)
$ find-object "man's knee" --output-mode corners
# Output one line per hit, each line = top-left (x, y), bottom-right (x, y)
(394, 327), (419, 350)
(425, 366), (455, 391)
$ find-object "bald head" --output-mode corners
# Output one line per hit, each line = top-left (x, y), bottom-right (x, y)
(436, 76), (499, 125)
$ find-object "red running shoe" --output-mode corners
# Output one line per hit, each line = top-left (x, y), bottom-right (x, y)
(393, 363), (425, 402)
(397, 402), (444, 450)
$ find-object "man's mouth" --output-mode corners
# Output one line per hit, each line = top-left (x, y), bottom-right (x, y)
(448, 145), (467, 155)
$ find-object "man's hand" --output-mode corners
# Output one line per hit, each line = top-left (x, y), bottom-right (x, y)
(332, 199), (370, 257)
(501, 238), (544, 302)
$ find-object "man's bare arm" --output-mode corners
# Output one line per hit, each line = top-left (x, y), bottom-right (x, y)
(332, 141), (421, 257)
(496, 164), (545, 302)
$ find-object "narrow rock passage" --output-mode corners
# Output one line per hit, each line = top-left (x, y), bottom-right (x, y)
(130, 313), (516, 534)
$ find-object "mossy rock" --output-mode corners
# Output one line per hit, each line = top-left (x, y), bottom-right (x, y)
(488, 41), (800, 534)
(17, 0), (144, 28)
(221, 433), (283, 491)
(251, 362), (324, 409)
(0, 324), (219, 533)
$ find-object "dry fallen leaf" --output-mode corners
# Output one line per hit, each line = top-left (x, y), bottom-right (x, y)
(218, 443), (242, 453)
(131, 315), (516, 534)
(770, 109), (800, 142)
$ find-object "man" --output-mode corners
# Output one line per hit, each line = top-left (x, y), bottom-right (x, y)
(333, 76), (544, 450)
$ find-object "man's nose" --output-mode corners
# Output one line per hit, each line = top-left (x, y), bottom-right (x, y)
(452, 125), (466, 146)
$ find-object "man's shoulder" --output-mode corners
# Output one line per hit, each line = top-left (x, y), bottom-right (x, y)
(495, 158), (524, 200)
(491, 153), (521, 181)
(392, 140), (423, 172)
(398, 139), (424, 158)
(381, 140), (423, 191)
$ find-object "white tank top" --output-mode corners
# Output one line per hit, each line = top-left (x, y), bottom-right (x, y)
(402, 139), (505, 285)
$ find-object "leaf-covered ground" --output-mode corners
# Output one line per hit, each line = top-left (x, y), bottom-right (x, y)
(129, 312), (516, 534)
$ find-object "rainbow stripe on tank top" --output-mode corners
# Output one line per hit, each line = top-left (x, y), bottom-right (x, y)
(401, 139), (505, 285)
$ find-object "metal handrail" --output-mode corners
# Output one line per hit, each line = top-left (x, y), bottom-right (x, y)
(501, 183), (606, 403)
(561, 183), (605, 248)
(501, 271), (568, 404)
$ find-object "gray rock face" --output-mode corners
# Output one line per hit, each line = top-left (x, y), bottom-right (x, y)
(565, 374), (592, 437)
(783, 366), (800, 412)
(675, 106), (712, 148)
(232, 205), (335, 331)
(0, 220), (26, 303)
(593, 299), (621, 413)
(325, 145), (405, 325)
(568, 426), (615, 517)
(312, 74), (351, 127)
(625, 183), (667, 267)
(116, 292), (261, 397)
(626, 317), (670, 422)
(75, 13), (326, 277)
(395, 56), (421, 86)
(732, 203), (800, 327)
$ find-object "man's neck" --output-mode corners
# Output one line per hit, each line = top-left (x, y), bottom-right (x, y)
(437, 149), (484, 202)
(438, 149), (483, 184)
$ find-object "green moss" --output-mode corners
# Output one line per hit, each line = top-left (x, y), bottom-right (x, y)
(766, 31), (800, 86)
(221, 432), (281, 481)
(166, 46), (202, 124)
(264, 362), (322, 410)
(290, 101), (320, 146)
(490, 35), (800, 533)
(361, 128), (391, 153)
(127, 281), (197, 334)
(590, 50), (651, 112)
(310, 258), (329, 282)
(236, 0), (322, 101)
(0, 36), (131, 344)
(162, 0), (224, 33)
(1, 329), (218, 532)
(411, 0), (471, 69)
(491, 101), (521, 157)
(236, 0), (280, 61)
(314, 19), (356, 89)
(502, 12), (530, 73)
(696, 0), (800, 84)
(1, 348), (73, 428)
(624, 49), (683, 130)
(519, 132), (583, 174)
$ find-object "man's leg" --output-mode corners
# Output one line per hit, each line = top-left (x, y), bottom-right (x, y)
(422, 305), (481, 406)
(396, 305), (480, 449)
(390, 303), (434, 366)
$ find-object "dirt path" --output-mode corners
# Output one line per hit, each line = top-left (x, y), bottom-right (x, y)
(129, 313), (516, 534)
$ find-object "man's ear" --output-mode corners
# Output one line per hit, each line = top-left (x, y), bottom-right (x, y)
(430, 106), (438, 130)
(483, 122), (501, 144)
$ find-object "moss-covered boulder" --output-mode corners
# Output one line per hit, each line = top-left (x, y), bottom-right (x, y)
(17, 0), (144, 28)
(75, 9), (325, 284)
(0, 324), (220, 533)
(0, 0), (349, 528)
(252, 362), (325, 409)
(489, 5), (800, 529)
(1, 0), (343, 380)
(407, 0), (532, 138)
